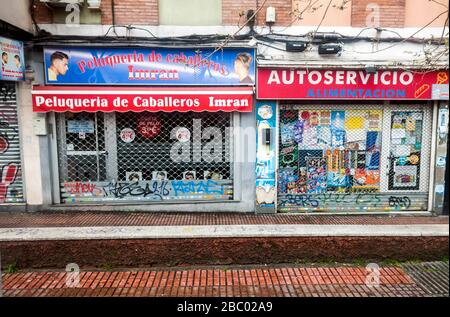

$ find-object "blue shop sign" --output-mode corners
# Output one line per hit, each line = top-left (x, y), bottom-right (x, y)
(43, 47), (255, 85)
(1, 36), (25, 81)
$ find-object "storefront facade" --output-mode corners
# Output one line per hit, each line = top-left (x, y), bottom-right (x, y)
(31, 46), (257, 211)
(256, 68), (449, 214)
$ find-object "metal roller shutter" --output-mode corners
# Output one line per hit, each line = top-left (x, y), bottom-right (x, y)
(56, 111), (234, 204)
(0, 82), (24, 203)
(277, 103), (432, 213)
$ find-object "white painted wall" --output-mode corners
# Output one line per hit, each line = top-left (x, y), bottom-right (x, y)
(16, 82), (45, 205)
(0, 0), (34, 33)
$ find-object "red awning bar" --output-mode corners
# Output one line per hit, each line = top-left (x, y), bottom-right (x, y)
(32, 86), (254, 113)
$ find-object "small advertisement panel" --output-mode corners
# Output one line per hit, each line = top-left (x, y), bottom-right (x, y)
(0, 36), (25, 81)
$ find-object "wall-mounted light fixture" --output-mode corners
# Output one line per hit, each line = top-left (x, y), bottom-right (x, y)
(286, 41), (308, 52)
(318, 43), (342, 55)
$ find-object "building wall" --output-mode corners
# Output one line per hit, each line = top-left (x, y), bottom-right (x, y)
(291, 0), (352, 27)
(404, 0), (449, 27)
(0, 0), (33, 33)
(100, 0), (159, 25)
(32, 0), (449, 28)
(159, 0), (222, 25)
(351, 0), (406, 28)
(222, 0), (292, 26)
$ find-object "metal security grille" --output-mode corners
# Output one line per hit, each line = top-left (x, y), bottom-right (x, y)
(277, 104), (432, 212)
(57, 111), (233, 203)
(0, 82), (24, 203)
(57, 112), (106, 182)
(115, 112), (232, 181)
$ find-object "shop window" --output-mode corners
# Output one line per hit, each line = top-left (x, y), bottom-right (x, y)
(56, 111), (233, 203)
(277, 104), (432, 212)
(279, 108), (382, 195)
(158, 0), (222, 25)
(388, 111), (424, 190)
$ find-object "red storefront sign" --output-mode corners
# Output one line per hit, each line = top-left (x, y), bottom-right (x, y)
(257, 69), (449, 100)
(32, 86), (253, 112)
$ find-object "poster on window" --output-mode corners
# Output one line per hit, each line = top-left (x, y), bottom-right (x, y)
(0, 36), (25, 81)
(278, 108), (382, 195)
(306, 157), (327, 194)
(393, 165), (418, 188)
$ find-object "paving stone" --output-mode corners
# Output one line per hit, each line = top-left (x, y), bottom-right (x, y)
(3, 261), (446, 297)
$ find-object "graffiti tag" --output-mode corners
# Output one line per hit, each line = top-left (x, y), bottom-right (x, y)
(172, 180), (225, 196)
(279, 193), (382, 208)
(103, 181), (171, 199)
(388, 196), (411, 209)
(0, 163), (18, 203)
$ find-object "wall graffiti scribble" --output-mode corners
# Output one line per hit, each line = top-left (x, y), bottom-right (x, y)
(0, 111), (18, 154)
(61, 179), (230, 203)
(103, 181), (171, 199)
(278, 193), (422, 211)
(0, 163), (18, 203)
(388, 196), (411, 209)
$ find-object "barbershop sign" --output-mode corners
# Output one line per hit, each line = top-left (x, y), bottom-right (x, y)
(257, 68), (449, 100)
(32, 86), (253, 112)
(43, 47), (255, 85)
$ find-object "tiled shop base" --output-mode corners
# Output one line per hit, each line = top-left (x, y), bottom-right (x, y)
(3, 263), (445, 297)
(0, 213), (447, 228)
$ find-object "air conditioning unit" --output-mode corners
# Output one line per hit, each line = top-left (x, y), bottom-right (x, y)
(39, 0), (84, 8)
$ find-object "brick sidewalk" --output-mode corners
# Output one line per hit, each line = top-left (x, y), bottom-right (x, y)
(0, 212), (447, 228)
(3, 262), (446, 297)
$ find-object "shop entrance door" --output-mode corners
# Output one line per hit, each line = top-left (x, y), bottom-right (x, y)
(382, 108), (432, 211)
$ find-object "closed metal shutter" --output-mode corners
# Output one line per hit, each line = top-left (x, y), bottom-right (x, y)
(277, 103), (432, 212)
(0, 82), (24, 203)
(57, 111), (234, 204)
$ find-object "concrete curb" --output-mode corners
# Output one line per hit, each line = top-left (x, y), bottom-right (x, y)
(0, 224), (448, 241)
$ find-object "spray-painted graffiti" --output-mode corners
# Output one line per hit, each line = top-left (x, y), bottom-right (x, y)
(103, 181), (171, 199)
(0, 85), (23, 204)
(0, 112), (18, 154)
(388, 196), (411, 209)
(172, 180), (225, 196)
(278, 193), (424, 211)
(279, 193), (382, 208)
(0, 163), (18, 203)
(64, 182), (99, 195)
(61, 179), (230, 203)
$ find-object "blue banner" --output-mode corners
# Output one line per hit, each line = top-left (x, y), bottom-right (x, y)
(44, 47), (255, 85)
(1, 36), (25, 81)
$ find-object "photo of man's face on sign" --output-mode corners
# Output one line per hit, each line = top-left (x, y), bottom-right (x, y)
(234, 52), (253, 84)
(2, 52), (8, 65)
(47, 51), (69, 81)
